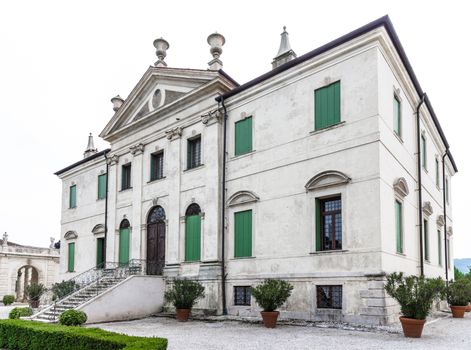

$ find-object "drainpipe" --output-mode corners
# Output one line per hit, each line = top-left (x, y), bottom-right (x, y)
(416, 93), (426, 277)
(220, 96), (228, 315)
(103, 152), (109, 268)
(442, 151), (449, 284)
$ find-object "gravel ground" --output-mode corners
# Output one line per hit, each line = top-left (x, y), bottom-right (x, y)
(95, 315), (471, 350)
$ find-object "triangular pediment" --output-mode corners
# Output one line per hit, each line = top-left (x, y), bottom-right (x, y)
(100, 67), (237, 140)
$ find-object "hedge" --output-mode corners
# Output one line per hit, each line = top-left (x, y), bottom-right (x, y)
(0, 320), (167, 350)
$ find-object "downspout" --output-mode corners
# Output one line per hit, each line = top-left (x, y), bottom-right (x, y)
(416, 93), (426, 277)
(442, 151), (449, 283)
(220, 96), (228, 315)
(103, 152), (109, 268)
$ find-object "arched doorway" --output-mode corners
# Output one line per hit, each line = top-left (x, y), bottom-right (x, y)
(119, 219), (130, 266)
(185, 203), (201, 262)
(147, 206), (166, 275)
(15, 265), (39, 302)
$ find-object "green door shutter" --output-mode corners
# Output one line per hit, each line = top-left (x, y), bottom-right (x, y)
(119, 228), (130, 265)
(235, 117), (253, 156)
(185, 215), (201, 261)
(315, 199), (321, 251)
(96, 238), (104, 268)
(98, 174), (107, 200)
(234, 210), (252, 258)
(395, 201), (403, 253)
(69, 185), (76, 208)
(315, 81), (340, 130)
(68, 243), (75, 272)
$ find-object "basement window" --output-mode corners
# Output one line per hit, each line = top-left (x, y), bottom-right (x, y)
(316, 285), (342, 309)
(234, 286), (251, 306)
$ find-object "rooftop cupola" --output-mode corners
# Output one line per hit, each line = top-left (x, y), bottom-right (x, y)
(207, 32), (225, 70)
(84, 133), (98, 158)
(153, 37), (169, 67)
(272, 26), (297, 69)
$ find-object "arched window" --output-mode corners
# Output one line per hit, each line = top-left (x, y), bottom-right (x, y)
(119, 219), (130, 265)
(185, 203), (201, 261)
(147, 206), (166, 224)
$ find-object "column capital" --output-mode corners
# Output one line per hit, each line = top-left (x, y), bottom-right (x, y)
(165, 127), (183, 141)
(130, 143), (145, 156)
(106, 154), (119, 165)
(201, 109), (222, 126)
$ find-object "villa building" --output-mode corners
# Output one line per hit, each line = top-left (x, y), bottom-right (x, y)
(53, 16), (457, 325)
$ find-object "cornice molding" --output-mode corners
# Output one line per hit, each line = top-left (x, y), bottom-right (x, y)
(393, 177), (409, 198)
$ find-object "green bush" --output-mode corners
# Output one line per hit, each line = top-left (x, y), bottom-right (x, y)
(2, 295), (15, 305)
(384, 272), (445, 320)
(0, 319), (167, 350)
(25, 283), (46, 301)
(447, 279), (471, 306)
(8, 307), (33, 319)
(164, 278), (205, 309)
(59, 310), (88, 326)
(52, 280), (77, 300)
(251, 279), (294, 312)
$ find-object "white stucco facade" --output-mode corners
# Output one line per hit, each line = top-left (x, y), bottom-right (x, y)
(55, 17), (457, 325)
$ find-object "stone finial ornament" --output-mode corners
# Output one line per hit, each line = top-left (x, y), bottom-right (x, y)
(153, 37), (170, 67)
(272, 26), (297, 69)
(111, 95), (124, 112)
(207, 32), (225, 70)
(2, 232), (7, 247)
(83, 133), (98, 158)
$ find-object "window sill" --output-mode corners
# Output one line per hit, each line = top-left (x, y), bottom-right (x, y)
(119, 187), (133, 192)
(184, 164), (205, 173)
(182, 260), (201, 264)
(147, 176), (166, 184)
(68, 207), (76, 210)
(96, 198), (105, 202)
(231, 150), (256, 160)
(394, 132), (404, 144)
(310, 121), (345, 135)
(231, 256), (255, 260)
(310, 250), (348, 255)
(396, 252), (406, 257)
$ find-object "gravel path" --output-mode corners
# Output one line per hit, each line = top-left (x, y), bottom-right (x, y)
(95, 315), (471, 350)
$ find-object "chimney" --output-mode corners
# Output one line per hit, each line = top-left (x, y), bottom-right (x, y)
(207, 32), (225, 70)
(111, 95), (124, 112)
(153, 37), (169, 67)
(84, 133), (98, 158)
(272, 26), (297, 69)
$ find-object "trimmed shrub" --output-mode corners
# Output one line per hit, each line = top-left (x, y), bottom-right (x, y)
(59, 310), (88, 326)
(251, 279), (294, 312)
(0, 319), (167, 350)
(447, 279), (471, 306)
(164, 278), (205, 309)
(2, 295), (15, 306)
(8, 307), (33, 319)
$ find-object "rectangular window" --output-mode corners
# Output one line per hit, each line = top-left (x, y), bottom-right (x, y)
(234, 210), (252, 258)
(98, 174), (107, 200)
(316, 285), (342, 309)
(68, 242), (75, 272)
(435, 158), (440, 187)
(393, 95), (401, 136)
(395, 200), (403, 254)
(235, 117), (253, 156)
(187, 136), (202, 169)
(69, 185), (76, 208)
(234, 286), (251, 306)
(316, 197), (342, 251)
(437, 230), (442, 267)
(150, 151), (164, 181)
(421, 134), (427, 170)
(121, 163), (132, 190)
(424, 219), (429, 261)
(445, 177), (449, 204)
(314, 81), (341, 130)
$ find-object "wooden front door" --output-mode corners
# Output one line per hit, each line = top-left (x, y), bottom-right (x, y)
(147, 221), (165, 275)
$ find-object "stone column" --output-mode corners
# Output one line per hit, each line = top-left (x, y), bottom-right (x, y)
(130, 143), (145, 261)
(106, 154), (119, 263)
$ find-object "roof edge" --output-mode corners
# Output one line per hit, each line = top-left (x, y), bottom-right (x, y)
(54, 149), (111, 176)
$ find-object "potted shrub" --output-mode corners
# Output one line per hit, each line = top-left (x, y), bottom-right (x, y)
(25, 283), (46, 308)
(385, 272), (444, 338)
(251, 279), (293, 328)
(446, 279), (471, 318)
(164, 278), (205, 321)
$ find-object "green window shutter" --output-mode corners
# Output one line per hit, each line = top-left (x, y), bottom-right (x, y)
(98, 174), (107, 200)
(437, 230), (442, 266)
(424, 220), (429, 261)
(395, 200), (403, 253)
(393, 95), (401, 136)
(315, 199), (321, 252)
(68, 243), (75, 272)
(235, 117), (253, 156)
(118, 228), (130, 265)
(185, 215), (201, 261)
(315, 81), (340, 130)
(96, 238), (104, 268)
(234, 210), (252, 258)
(421, 135), (427, 169)
(435, 159), (439, 187)
(69, 185), (76, 208)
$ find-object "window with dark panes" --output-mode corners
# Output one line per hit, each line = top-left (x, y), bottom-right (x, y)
(316, 285), (342, 309)
(121, 163), (132, 190)
(187, 136), (202, 169)
(234, 286), (251, 306)
(150, 151), (164, 181)
(316, 196), (342, 251)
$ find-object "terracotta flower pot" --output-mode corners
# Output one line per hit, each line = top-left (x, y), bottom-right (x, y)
(450, 305), (467, 318)
(466, 303), (471, 312)
(260, 311), (279, 328)
(29, 300), (40, 309)
(176, 308), (191, 322)
(399, 317), (426, 338)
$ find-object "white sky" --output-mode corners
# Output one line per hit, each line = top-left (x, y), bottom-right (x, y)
(0, 1), (469, 258)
